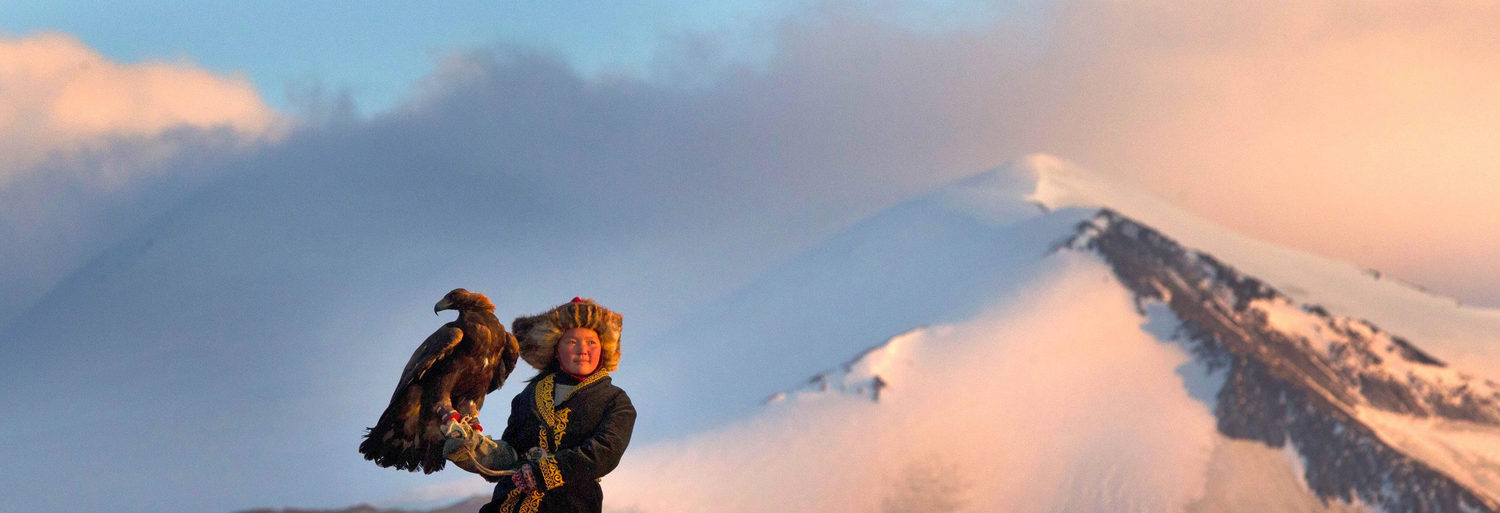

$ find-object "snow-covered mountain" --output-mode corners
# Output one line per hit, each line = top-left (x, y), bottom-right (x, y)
(593, 155), (1500, 513)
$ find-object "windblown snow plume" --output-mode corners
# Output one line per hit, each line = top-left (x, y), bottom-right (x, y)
(605, 255), (1224, 513)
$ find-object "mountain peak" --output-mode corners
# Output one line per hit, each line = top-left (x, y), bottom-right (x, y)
(951, 154), (1500, 375)
(935, 152), (1166, 228)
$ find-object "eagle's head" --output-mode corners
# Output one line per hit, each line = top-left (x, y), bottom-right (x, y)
(435, 288), (494, 314)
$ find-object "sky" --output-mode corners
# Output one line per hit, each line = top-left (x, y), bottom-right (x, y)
(0, 0), (797, 114)
(2, 1), (1499, 513)
(2, 1), (1496, 314)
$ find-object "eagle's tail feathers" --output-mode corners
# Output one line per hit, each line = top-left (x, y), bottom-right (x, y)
(359, 418), (435, 473)
(421, 444), (447, 473)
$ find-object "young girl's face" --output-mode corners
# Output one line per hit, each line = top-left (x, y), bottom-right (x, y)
(557, 327), (601, 378)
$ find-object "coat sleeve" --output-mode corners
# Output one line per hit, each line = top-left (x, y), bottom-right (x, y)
(500, 386), (531, 451)
(539, 389), (636, 491)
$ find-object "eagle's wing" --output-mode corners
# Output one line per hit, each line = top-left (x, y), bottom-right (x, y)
(396, 324), (464, 394)
(489, 330), (521, 393)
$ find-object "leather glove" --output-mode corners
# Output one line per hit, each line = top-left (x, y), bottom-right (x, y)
(442, 419), (517, 481)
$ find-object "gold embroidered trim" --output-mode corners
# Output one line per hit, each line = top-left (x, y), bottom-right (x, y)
(541, 371), (610, 412)
(535, 375), (559, 427)
(555, 408), (570, 446)
(566, 371), (610, 402)
(519, 492), (542, 513)
(499, 486), (543, 513)
(540, 455), (565, 490)
(499, 489), (517, 512)
(535, 373), (592, 446)
(499, 489), (521, 513)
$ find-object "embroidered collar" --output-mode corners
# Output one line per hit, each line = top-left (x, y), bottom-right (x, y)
(537, 371), (610, 410)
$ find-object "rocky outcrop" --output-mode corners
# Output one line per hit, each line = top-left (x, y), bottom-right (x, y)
(1070, 209), (1500, 513)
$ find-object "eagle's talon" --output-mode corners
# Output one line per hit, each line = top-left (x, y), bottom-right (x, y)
(440, 419), (466, 438)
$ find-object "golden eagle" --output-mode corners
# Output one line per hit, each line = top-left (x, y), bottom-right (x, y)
(359, 288), (520, 473)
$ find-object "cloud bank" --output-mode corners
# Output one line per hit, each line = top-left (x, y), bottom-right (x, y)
(402, 0), (1500, 306)
(0, 32), (277, 184)
(8, 1), (1500, 328)
(1027, 1), (1500, 307)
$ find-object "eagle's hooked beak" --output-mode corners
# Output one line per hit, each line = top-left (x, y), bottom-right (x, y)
(434, 298), (453, 315)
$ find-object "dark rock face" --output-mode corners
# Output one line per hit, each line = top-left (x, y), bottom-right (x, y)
(1069, 209), (1499, 513)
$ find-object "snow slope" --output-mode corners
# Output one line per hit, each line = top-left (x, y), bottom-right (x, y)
(629, 160), (1094, 438)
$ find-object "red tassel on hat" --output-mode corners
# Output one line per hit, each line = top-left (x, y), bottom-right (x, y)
(571, 297), (583, 303)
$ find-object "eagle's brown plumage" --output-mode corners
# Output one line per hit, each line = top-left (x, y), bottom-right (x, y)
(359, 288), (520, 473)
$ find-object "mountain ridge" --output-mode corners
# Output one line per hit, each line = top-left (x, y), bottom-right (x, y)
(774, 198), (1500, 512)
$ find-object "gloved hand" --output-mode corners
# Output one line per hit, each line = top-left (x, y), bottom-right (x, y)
(442, 418), (517, 481)
(511, 446), (554, 493)
(512, 463), (538, 493)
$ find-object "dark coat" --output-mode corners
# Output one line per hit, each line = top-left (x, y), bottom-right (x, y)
(481, 372), (635, 513)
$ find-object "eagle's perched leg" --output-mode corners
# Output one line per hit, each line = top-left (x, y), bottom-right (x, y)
(423, 370), (462, 442)
(413, 373), (464, 472)
(458, 398), (484, 431)
(440, 400), (482, 436)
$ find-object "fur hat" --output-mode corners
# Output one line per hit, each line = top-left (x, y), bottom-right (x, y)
(513, 297), (622, 372)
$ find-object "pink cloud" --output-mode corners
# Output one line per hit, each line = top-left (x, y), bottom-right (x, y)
(752, 1), (1500, 306)
(1031, 1), (1500, 308)
(0, 33), (278, 185)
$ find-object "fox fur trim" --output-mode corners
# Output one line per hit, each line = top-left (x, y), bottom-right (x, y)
(513, 298), (622, 372)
